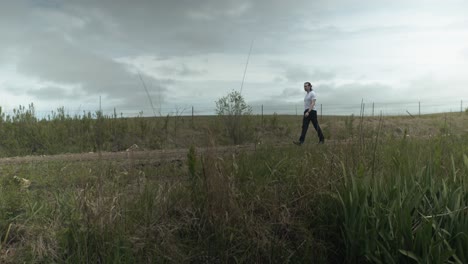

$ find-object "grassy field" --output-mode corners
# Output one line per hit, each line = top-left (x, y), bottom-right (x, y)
(0, 104), (467, 156)
(0, 105), (467, 263)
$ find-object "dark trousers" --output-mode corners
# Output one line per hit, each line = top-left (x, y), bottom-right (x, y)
(299, 110), (324, 143)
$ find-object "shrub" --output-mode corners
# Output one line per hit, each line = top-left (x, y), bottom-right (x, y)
(215, 90), (253, 144)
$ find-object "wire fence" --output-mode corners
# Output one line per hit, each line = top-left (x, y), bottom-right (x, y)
(2, 100), (466, 119)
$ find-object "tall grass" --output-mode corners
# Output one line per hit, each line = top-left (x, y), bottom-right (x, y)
(0, 104), (257, 156)
(0, 107), (466, 262)
(0, 144), (343, 262)
(339, 135), (468, 263)
(0, 104), (166, 156)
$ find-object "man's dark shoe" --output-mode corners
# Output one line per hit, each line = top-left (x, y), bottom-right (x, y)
(293, 141), (303, 146)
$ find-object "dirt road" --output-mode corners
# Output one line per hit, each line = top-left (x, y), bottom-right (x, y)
(0, 144), (264, 165)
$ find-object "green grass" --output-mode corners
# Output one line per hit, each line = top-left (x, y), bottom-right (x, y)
(0, 104), (467, 157)
(339, 136), (468, 263)
(0, 134), (466, 263)
(0, 104), (467, 262)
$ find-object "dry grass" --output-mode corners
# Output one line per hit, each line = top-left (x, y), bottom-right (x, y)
(0, 111), (466, 263)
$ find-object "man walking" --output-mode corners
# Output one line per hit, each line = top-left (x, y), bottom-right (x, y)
(294, 82), (324, 145)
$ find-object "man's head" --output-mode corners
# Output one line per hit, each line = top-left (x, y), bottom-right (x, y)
(304, 82), (312, 92)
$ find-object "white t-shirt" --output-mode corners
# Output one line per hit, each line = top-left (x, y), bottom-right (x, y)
(304, 90), (317, 111)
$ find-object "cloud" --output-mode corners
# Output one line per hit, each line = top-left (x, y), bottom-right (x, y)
(269, 87), (303, 102)
(28, 86), (69, 100)
(26, 85), (84, 103)
(407, 74), (468, 101)
(25, 0), (326, 57)
(0, 0), (467, 114)
(462, 48), (468, 59)
(15, 34), (169, 107)
(284, 67), (336, 82)
(319, 82), (396, 104)
(156, 64), (207, 77)
(284, 67), (310, 83)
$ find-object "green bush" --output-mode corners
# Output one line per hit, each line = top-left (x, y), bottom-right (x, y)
(215, 90), (253, 144)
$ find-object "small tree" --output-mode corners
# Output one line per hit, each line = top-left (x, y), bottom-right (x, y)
(215, 90), (253, 144)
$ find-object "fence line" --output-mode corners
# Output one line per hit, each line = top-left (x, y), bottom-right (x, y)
(1, 100), (466, 119)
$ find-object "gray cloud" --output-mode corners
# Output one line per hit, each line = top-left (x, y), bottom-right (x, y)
(319, 82), (396, 104)
(284, 67), (336, 82)
(284, 67), (310, 83)
(14, 34), (169, 106)
(407, 75), (468, 102)
(463, 48), (468, 59)
(0, 0), (467, 113)
(268, 87), (302, 102)
(18, 0), (325, 56)
(1, 0), (316, 108)
(28, 86), (69, 101)
(157, 64), (207, 77)
(2, 0), (466, 58)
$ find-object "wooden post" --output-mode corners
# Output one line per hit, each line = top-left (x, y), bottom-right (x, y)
(360, 99), (364, 117)
(372, 102), (375, 117)
(419, 101), (421, 117)
(295, 105), (297, 116)
(261, 104), (264, 127)
(191, 106), (194, 128)
(320, 104), (322, 121)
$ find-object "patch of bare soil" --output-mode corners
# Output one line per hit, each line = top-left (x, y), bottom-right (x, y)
(0, 144), (262, 165)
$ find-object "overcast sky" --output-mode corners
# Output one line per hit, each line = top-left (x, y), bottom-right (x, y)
(1, 0), (467, 116)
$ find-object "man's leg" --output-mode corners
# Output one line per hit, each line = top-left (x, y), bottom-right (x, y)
(299, 110), (311, 143)
(311, 110), (325, 142)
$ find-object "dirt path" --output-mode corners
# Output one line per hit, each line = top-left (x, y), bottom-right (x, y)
(0, 144), (266, 165)
(0, 140), (352, 165)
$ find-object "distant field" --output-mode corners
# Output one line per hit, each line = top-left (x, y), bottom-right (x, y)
(0, 104), (466, 157)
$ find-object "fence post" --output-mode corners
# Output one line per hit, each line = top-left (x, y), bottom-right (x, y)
(191, 106), (194, 128)
(295, 105), (297, 116)
(372, 102), (375, 117)
(320, 104), (322, 121)
(261, 104), (264, 127)
(419, 101), (421, 117)
(461, 100), (463, 113)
